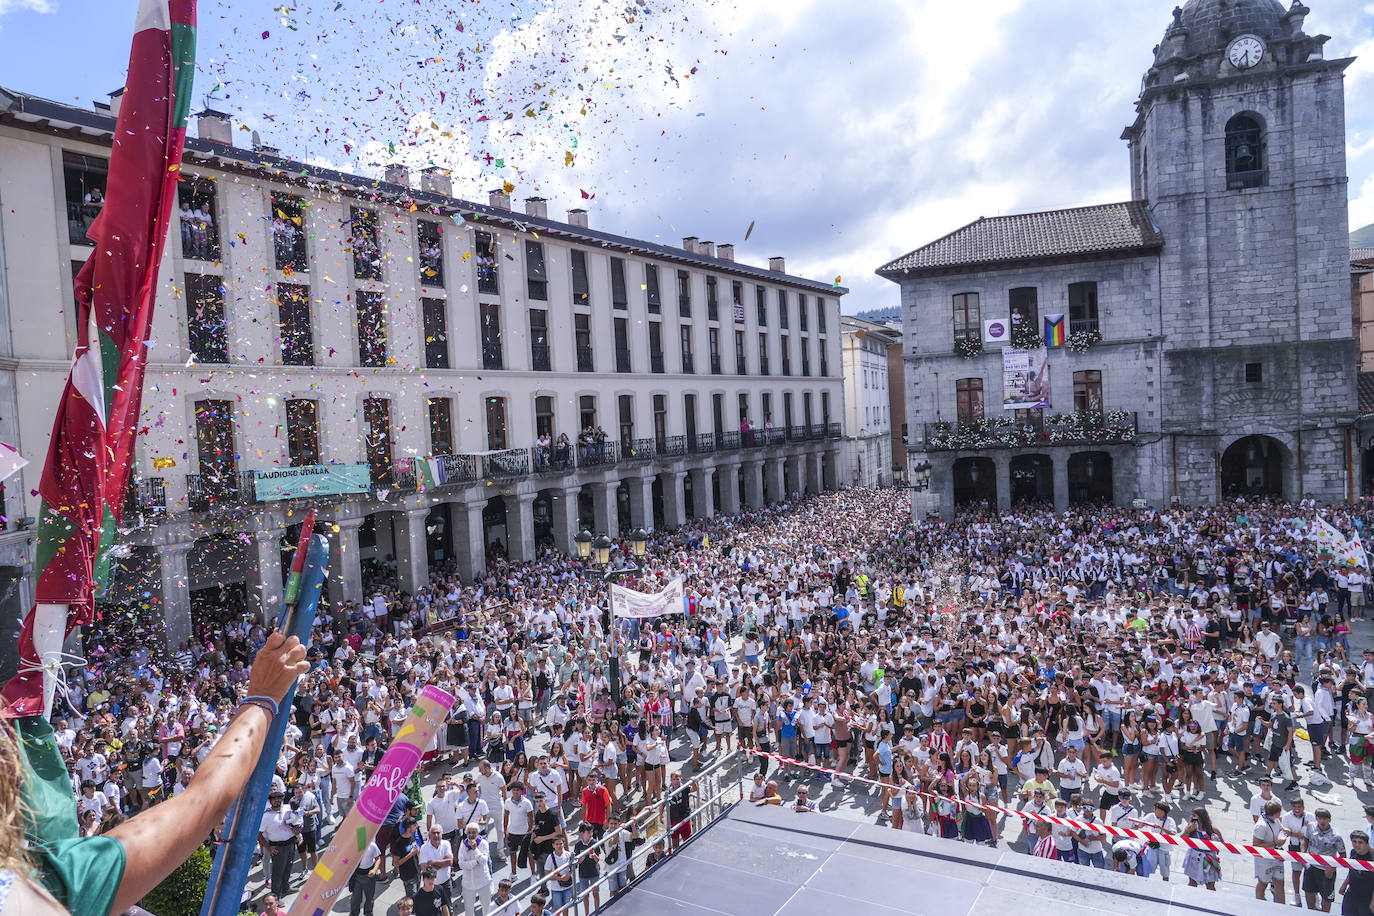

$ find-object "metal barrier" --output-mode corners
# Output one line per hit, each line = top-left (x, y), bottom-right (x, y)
(500, 751), (744, 915)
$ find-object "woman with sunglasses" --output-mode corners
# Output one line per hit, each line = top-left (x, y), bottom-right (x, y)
(1180, 808), (1223, 890)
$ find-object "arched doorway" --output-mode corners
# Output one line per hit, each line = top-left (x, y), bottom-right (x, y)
(1363, 444), (1374, 497)
(577, 491), (595, 530)
(616, 482), (631, 531)
(1068, 451), (1113, 505)
(651, 476), (666, 529)
(483, 495), (509, 560)
(426, 505), (452, 562)
(532, 491), (554, 550)
(189, 535), (250, 634)
(952, 457), (996, 507)
(1221, 435), (1288, 499)
(1009, 454), (1053, 506)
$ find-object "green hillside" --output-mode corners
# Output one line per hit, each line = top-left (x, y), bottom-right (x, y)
(1354, 223), (1374, 247)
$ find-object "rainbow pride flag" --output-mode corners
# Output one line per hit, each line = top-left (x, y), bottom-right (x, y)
(1044, 314), (1066, 347)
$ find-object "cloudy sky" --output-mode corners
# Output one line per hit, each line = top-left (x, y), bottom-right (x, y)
(1, 0), (1371, 311)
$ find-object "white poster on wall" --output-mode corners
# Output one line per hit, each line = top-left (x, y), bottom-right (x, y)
(983, 318), (1010, 347)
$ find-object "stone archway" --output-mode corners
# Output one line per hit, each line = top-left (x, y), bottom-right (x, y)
(1009, 454), (1053, 506)
(1220, 435), (1290, 499)
(952, 457), (996, 508)
(1068, 451), (1113, 505)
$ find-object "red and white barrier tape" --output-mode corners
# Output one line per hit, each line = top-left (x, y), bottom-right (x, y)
(744, 749), (1374, 871)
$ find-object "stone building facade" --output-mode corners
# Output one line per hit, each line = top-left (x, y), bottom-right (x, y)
(881, 0), (1358, 517)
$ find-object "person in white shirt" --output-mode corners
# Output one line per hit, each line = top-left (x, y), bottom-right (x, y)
(475, 759), (508, 859)
(418, 825), (455, 889)
(1056, 746), (1087, 801)
(1091, 759), (1122, 820)
(427, 776), (463, 848)
(1140, 801), (1178, 882)
(503, 783), (535, 879)
(1280, 796), (1316, 902)
(457, 821), (491, 916)
(331, 752), (357, 817)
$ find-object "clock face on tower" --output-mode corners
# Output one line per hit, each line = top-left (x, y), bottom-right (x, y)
(1227, 35), (1266, 69)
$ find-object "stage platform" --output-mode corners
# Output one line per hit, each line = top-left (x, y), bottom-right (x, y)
(602, 803), (1289, 916)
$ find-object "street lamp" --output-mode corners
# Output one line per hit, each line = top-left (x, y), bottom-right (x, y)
(913, 460), (933, 491)
(574, 528), (594, 560)
(584, 529), (647, 724)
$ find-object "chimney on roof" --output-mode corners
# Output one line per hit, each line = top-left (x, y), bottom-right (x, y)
(682, 236), (698, 253)
(249, 129), (278, 156)
(699, 241), (715, 258)
(769, 257), (786, 273)
(717, 243), (735, 262)
(524, 197), (548, 219)
(107, 88), (125, 119)
(420, 166), (451, 197)
(384, 164), (410, 188)
(567, 208), (589, 228)
(489, 188), (511, 210)
(196, 109), (232, 146)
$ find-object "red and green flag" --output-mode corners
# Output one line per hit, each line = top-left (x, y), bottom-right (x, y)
(1, 0), (197, 718)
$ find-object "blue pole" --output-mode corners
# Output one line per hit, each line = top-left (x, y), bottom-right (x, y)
(199, 532), (329, 916)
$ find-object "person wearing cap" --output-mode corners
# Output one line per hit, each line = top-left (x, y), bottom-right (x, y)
(412, 866), (452, 916)
(258, 788), (301, 899)
(457, 821), (491, 916)
(1254, 799), (1287, 904)
(1301, 808), (1345, 912)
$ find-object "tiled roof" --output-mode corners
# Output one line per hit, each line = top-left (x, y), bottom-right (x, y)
(877, 201), (1163, 278)
(1361, 373), (1374, 415)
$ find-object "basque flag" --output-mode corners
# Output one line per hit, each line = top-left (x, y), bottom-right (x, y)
(2, 0), (197, 717)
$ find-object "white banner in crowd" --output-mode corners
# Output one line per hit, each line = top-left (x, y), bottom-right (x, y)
(1312, 517), (1370, 570)
(610, 576), (685, 619)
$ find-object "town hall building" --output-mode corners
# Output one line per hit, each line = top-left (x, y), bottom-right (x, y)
(880, 0), (1358, 517)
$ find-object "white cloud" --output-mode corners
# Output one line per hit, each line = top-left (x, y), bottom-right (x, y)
(0, 0), (55, 21)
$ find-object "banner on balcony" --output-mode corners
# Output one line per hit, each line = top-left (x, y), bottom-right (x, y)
(733, 302), (746, 323)
(1002, 347), (1051, 410)
(254, 463), (371, 501)
(610, 576), (685, 619)
(982, 318), (1010, 347)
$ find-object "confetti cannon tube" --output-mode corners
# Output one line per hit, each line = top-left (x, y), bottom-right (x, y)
(200, 518), (325, 916)
(290, 684), (456, 916)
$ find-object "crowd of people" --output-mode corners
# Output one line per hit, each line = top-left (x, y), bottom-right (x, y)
(44, 489), (1374, 915)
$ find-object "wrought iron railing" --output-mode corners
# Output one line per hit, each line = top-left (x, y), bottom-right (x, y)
(659, 435), (686, 457)
(482, 342), (503, 370)
(710, 354), (722, 375)
(650, 352), (665, 374)
(922, 410), (1138, 450)
(681, 353), (695, 374)
(576, 346), (594, 373)
(578, 438), (618, 468)
(810, 423), (826, 439)
(123, 476), (167, 521)
(623, 438), (656, 462)
(67, 200), (99, 246)
(419, 253), (443, 287)
(788, 425), (808, 442)
(181, 217), (220, 262)
(736, 357), (747, 375)
(186, 470), (256, 511)
(532, 444), (575, 475)
(485, 448), (529, 478)
(531, 343), (551, 372)
(719, 430), (740, 450)
(694, 433), (715, 453)
(827, 422), (841, 438)
(615, 348), (632, 373)
(759, 358), (770, 376)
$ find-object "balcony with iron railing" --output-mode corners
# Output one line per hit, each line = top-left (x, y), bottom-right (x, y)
(577, 346), (595, 373)
(710, 354), (722, 375)
(186, 469), (257, 512)
(531, 344), (552, 372)
(922, 410), (1139, 451)
(681, 353), (695, 374)
(622, 438), (656, 462)
(659, 435), (687, 457)
(718, 430), (740, 450)
(788, 425), (809, 442)
(532, 443), (576, 475)
(485, 448), (530, 479)
(615, 348), (632, 373)
(691, 433), (714, 454)
(482, 342), (504, 370)
(426, 453), (480, 489)
(181, 216), (220, 262)
(123, 476), (167, 521)
(578, 438), (619, 468)
(809, 423), (826, 439)
(759, 357), (770, 376)
(650, 352), (665, 374)
(419, 251), (444, 287)
(679, 297), (691, 319)
(736, 357), (747, 375)
(67, 200), (100, 246)
(781, 359), (791, 377)
(476, 260), (499, 295)
(827, 422), (841, 438)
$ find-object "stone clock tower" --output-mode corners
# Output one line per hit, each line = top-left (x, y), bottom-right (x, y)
(1122, 0), (1357, 503)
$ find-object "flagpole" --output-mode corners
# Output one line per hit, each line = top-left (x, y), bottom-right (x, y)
(201, 511), (327, 916)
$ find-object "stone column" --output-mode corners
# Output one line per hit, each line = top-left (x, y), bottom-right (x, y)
(663, 472), (687, 529)
(718, 462), (742, 515)
(451, 498), (487, 583)
(823, 448), (840, 490)
(625, 473), (655, 533)
(253, 529), (284, 623)
(550, 486), (581, 554)
(327, 516), (365, 606)
(160, 542), (193, 650)
(1053, 454), (1070, 512)
(806, 451), (823, 496)
(992, 454), (1011, 512)
(764, 459), (784, 504)
(394, 507), (431, 593)
(592, 480), (621, 539)
(742, 460), (764, 508)
(690, 467), (715, 519)
(509, 493), (537, 562)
